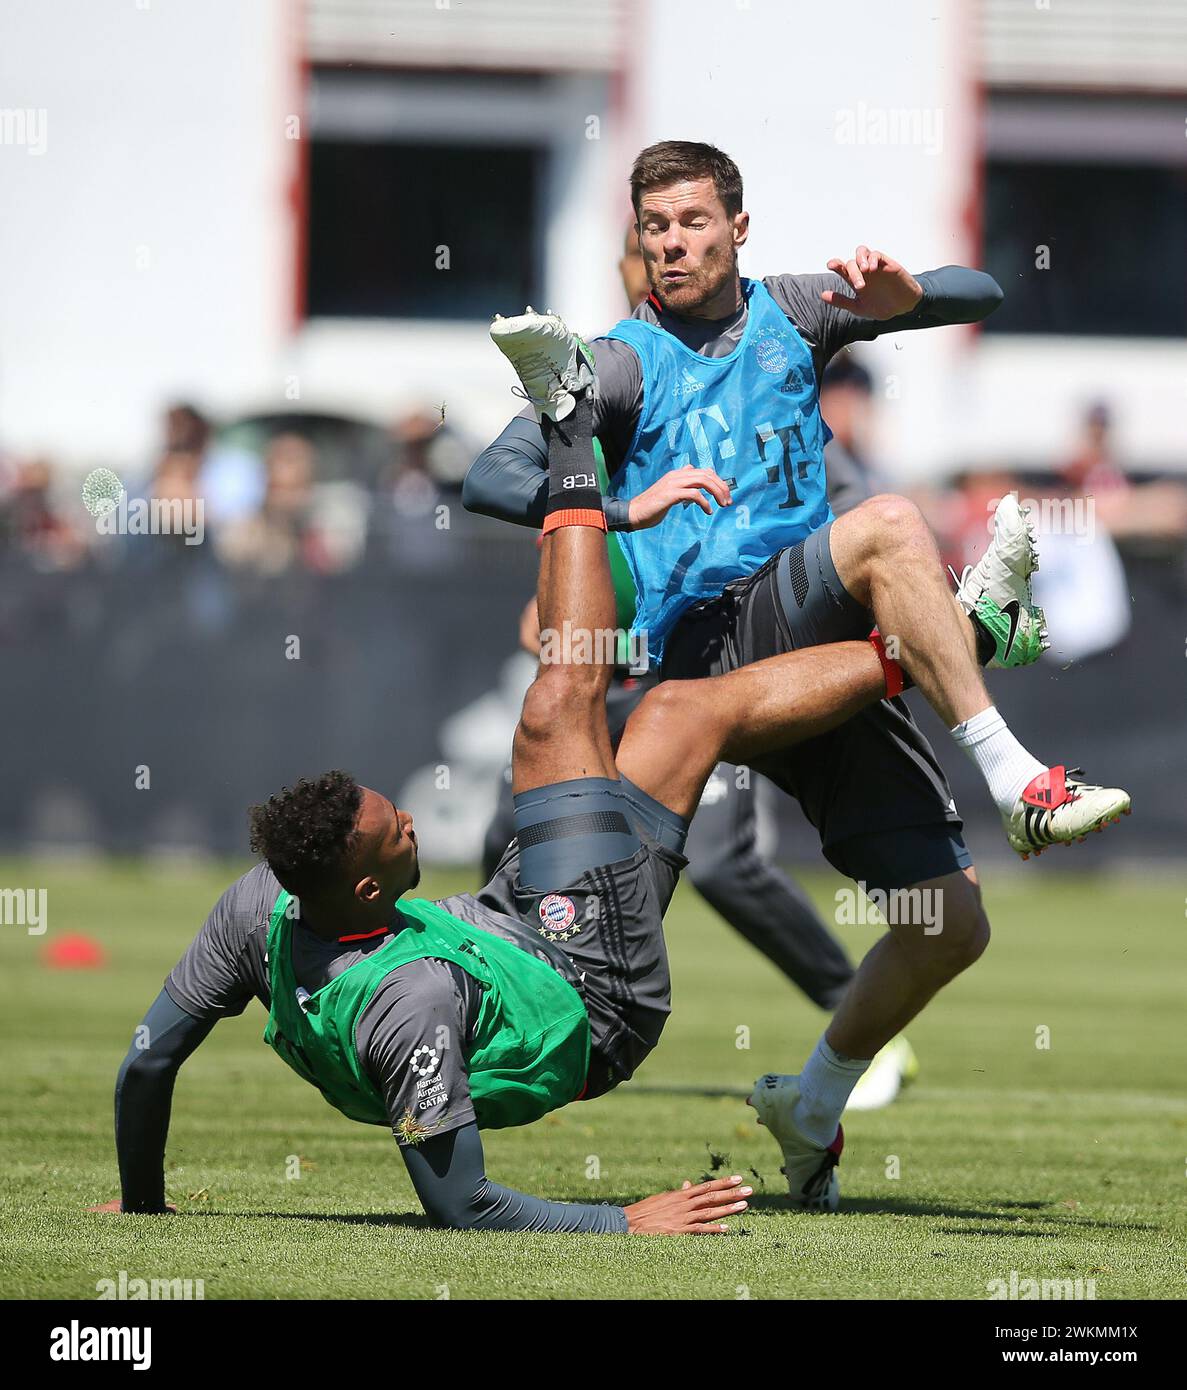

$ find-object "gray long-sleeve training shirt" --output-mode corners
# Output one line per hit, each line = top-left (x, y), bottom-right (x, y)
(463, 264), (1002, 530)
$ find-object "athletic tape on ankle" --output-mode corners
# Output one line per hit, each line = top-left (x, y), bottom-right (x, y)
(868, 629), (904, 698)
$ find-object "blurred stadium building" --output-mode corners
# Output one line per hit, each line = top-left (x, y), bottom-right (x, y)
(1, 0), (1184, 862)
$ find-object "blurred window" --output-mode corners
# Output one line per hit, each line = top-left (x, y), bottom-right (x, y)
(306, 70), (551, 320)
(308, 139), (542, 320)
(983, 95), (1187, 338)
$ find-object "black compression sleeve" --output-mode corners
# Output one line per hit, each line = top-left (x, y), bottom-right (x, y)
(114, 988), (215, 1212)
(878, 264), (1003, 333)
(400, 1122), (628, 1234)
(543, 391), (604, 528)
(463, 415), (631, 531)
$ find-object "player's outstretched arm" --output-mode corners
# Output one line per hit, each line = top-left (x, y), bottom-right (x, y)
(89, 988), (215, 1214)
(400, 1123), (751, 1235)
(463, 413), (549, 529)
(814, 248), (1002, 330)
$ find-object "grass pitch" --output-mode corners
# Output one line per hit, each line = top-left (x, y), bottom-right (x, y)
(0, 857), (1183, 1300)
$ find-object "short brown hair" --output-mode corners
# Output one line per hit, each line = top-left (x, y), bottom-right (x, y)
(630, 140), (743, 218)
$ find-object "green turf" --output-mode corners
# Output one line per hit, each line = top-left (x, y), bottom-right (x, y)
(1, 858), (1183, 1300)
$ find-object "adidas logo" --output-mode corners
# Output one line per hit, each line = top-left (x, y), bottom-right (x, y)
(672, 368), (707, 399)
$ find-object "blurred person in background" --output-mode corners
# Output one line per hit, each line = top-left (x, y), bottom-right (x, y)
(371, 407), (469, 574)
(156, 401), (263, 529)
(216, 432), (332, 576)
(0, 456), (85, 569)
(1062, 400), (1126, 497)
(388, 408), (445, 519)
(1059, 400), (1187, 544)
(818, 354), (885, 511)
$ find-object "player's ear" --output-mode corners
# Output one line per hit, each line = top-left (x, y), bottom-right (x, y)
(354, 876), (382, 905)
(732, 210), (750, 250)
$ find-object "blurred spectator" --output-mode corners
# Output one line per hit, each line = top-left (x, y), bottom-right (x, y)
(390, 406), (471, 501)
(820, 354), (885, 512)
(389, 410), (444, 518)
(0, 457), (85, 569)
(162, 401), (264, 527)
(215, 433), (333, 575)
(1059, 400), (1187, 543)
(1061, 400), (1126, 496)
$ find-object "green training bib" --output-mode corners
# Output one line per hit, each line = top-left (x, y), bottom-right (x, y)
(263, 891), (591, 1132)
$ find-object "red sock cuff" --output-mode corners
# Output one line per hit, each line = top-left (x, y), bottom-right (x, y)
(868, 628), (905, 698)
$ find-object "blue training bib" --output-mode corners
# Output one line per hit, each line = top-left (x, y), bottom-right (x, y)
(605, 278), (832, 661)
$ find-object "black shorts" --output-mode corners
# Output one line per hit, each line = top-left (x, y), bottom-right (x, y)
(474, 820), (685, 1098)
(660, 522), (972, 891)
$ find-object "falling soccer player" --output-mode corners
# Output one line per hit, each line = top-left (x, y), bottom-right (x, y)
(96, 357), (962, 1233)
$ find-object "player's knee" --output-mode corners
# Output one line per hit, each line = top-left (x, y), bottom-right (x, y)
(936, 892), (990, 976)
(517, 666), (603, 749)
(635, 678), (725, 747)
(516, 673), (568, 750)
(850, 494), (931, 567)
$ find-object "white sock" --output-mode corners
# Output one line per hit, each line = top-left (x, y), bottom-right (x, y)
(950, 705), (1046, 815)
(793, 1036), (871, 1148)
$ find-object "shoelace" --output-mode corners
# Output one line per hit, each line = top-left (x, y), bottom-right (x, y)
(949, 564), (978, 600)
(1061, 768), (1091, 802)
(508, 352), (564, 408)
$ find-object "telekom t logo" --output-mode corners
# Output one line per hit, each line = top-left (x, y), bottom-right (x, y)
(666, 405), (736, 470)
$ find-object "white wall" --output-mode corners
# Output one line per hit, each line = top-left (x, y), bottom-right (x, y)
(4, 0), (1180, 476)
(0, 6), (626, 466)
(628, 0), (1186, 477)
(0, 0), (295, 469)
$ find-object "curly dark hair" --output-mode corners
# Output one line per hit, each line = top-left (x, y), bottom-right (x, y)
(248, 770), (363, 898)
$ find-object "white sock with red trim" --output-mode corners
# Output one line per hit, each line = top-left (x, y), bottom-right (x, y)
(950, 705), (1046, 814)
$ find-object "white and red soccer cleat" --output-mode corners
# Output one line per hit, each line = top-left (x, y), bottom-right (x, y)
(1004, 765), (1131, 859)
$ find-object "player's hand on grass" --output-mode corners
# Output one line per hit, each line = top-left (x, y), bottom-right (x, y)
(624, 1175), (751, 1234)
(821, 246), (922, 320)
(87, 1199), (177, 1214)
(627, 466), (732, 531)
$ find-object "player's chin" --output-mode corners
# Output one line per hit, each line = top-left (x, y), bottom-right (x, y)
(653, 274), (698, 307)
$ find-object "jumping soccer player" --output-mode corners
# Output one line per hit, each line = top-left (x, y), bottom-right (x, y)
(480, 223), (911, 1108)
(467, 141), (1130, 1206)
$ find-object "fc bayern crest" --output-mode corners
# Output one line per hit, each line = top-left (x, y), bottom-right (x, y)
(755, 336), (790, 374)
(538, 893), (580, 943)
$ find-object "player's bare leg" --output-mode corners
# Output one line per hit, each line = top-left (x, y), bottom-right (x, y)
(615, 640), (886, 822)
(828, 494), (1129, 858)
(829, 494), (990, 728)
(822, 868), (988, 1061)
(511, 399), (619, 795)
(618, 624), (986, 1105)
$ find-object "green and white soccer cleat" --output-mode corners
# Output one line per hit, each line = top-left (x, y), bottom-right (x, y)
(845, 1035), (918, 1112)
(1005, 765), (1131, 860)
(747, 1074), (843, 1211)
(489, 307), (596, 422)
(953, 491), (1048, 669)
